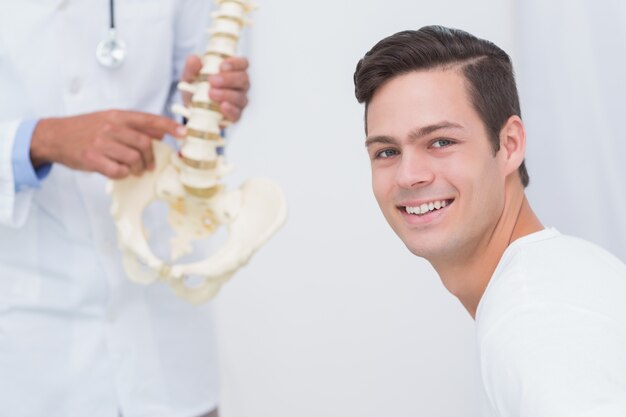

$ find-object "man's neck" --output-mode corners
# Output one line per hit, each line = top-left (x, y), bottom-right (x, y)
(431, 181), (543, 318)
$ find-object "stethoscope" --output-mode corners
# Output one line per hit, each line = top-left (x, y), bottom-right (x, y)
(96, 0), (127, 68)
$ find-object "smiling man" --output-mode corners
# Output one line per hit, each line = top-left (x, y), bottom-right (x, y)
(354, 26), (626, 417)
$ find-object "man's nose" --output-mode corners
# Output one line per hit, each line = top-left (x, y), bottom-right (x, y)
(395, 153), (434, 189)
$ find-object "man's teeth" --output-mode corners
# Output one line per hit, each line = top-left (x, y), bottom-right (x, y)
(405, 200), (448, 215)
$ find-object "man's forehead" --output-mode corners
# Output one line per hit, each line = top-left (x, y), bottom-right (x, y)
(365, 68), (473, 135)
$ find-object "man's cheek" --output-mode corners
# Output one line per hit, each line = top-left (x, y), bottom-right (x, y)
(372, 180), (388, 210)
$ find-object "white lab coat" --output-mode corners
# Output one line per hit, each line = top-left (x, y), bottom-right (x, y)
(0, 1), (221, 416)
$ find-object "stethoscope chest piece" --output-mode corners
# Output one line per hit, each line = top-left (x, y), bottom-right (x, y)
(96, 28), (127, 69)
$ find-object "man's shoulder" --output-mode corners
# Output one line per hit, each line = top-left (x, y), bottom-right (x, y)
(494, 228), (625, 284)
(477, 228), (626, 339)
(513, 229), (626, 280)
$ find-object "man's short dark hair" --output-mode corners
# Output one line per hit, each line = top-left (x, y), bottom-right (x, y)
(354, 25), (529, 187)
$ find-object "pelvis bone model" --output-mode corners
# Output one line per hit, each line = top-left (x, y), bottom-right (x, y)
(107, 0), (286, 304)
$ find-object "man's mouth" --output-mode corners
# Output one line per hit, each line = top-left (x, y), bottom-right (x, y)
(401, 199), (454, 216)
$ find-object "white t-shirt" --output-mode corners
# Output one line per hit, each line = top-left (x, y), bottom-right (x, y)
(476, 228), (626, 417)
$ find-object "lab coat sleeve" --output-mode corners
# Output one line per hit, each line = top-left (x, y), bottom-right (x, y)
(0, 119), (35, 228)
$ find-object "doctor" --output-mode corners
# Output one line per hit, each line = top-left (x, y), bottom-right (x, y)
(0, 1), (250, 417)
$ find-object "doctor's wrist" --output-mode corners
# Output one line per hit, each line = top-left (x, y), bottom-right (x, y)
(30, 118), (56, 168)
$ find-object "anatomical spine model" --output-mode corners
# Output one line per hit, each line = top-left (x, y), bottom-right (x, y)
(107, 0), (286, 304)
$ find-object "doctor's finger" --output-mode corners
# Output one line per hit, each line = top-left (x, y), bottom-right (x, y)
(182, 55), (203, 82)
(83, 150), (129, 179)
(109, 128), (156, 170)
(123, 111), (186, 139)
(103, 140), (145, 176)
(220, 57), (249, 72)
(209, 88), (248, 110)
(220, 101), (242, 123)
(209, 71), (250, 91)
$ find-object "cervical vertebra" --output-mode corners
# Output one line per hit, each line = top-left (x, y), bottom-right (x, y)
(107, 0), (286, 304)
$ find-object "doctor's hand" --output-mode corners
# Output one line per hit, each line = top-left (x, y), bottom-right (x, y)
(30, 110), (186, 179)
(181, 55), (250, 123)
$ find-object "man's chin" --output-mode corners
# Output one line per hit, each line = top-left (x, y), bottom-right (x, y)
(403, 239), (438, 261)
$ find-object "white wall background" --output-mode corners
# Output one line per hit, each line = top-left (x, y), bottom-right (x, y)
(210, 1), (625, 416)
(214, 1), (516, 417)
(516, 0), (626, 263)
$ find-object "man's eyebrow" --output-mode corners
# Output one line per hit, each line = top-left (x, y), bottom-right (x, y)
(365, 121), (464, 148)
(408, 121), (464, 141)
(364, 135), (396, 148)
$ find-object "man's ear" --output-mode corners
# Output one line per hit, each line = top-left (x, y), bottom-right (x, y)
(499, 115), (526, 176)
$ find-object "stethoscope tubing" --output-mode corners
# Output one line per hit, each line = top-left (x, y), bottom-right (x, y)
(96, 0), (126, 69)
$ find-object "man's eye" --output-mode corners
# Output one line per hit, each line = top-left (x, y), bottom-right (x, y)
(432, 139), (454, 148)
(374, 149), (399, 159)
